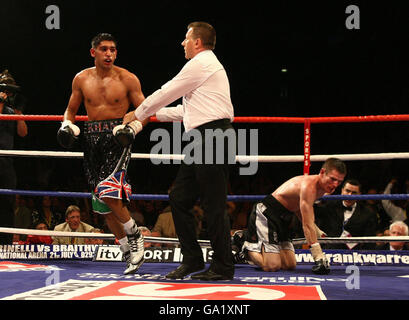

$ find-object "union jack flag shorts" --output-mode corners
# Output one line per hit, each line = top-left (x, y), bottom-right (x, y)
(95, 169), (132, 203)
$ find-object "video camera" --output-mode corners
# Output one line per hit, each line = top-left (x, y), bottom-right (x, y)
(0, 83), (26, 111)
(0, 83), (21, 94)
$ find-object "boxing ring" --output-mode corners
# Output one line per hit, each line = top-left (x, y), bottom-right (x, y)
(1, 114), (409, 302)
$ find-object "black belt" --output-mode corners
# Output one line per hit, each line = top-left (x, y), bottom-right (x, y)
(195, 119), (232, 133)
(262, 194), (294, 224)
(262, 194), (278, 208)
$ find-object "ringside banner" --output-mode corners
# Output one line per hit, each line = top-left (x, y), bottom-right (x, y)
(1, 245), (409, 266)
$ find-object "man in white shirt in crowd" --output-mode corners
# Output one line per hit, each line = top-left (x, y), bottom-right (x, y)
(388, 221), (409, 250)
(121, 21), (235, 280)
(377, 221), (409, 250)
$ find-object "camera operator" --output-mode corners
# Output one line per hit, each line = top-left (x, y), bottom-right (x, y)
(0, 69), (28, 244)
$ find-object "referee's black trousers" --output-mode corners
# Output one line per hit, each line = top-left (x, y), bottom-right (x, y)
(169, 119), (234, 276)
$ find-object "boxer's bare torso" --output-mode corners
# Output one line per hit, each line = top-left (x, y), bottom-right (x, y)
(64, 40), (144, 122)
(272, 169), (345, 244)
(273, 175), (326, 220)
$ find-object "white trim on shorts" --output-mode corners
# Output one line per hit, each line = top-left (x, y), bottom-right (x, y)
(243, 203), (295, 254)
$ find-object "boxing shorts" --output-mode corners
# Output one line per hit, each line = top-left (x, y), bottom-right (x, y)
(83, 119), (132, 214)
(243, 194), (295, 254)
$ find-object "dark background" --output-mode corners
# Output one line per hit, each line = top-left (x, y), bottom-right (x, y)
(2, 0), (409, 195)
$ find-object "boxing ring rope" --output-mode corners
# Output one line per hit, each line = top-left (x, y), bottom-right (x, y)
(1, 189), (409, 246)
(2, 113), (409, 246)
(1, 188), (409, 202)
(1, 187), (408, 246)
(1, 226), (409, 247)
(3, 113), (409, 172)
(2, 114), (409, 122)
(0, 227), (211, 246)
(2, 150), (409, 163)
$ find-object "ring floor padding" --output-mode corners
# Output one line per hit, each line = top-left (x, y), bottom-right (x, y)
(1, 260), (409, 300)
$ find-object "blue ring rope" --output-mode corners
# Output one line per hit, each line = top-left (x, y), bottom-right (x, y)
(0, 189), (408, 201)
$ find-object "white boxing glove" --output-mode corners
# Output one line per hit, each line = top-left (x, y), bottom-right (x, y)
(113, 120), (143, 147)
(61, 120), (80, 136)
(57, 120), (80, 149)
(127, 120), (143, 135)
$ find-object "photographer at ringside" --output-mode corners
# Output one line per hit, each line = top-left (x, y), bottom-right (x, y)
(0, 69), (28, 244)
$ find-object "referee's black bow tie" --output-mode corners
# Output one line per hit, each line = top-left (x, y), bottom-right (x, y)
(343, 205), (353, 211)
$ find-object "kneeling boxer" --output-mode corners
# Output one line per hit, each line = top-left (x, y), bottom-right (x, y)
(233, 158), (346, 275)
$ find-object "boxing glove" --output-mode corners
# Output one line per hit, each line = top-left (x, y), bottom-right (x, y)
(312, 257), (330, 275)
(113, 120), (143, 147)
(57, 120), (80, 149)
(310, 242), (330, 275)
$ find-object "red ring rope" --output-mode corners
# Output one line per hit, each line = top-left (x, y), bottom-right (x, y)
(2, 113), (409, 174)
(2, 114), (409, 123)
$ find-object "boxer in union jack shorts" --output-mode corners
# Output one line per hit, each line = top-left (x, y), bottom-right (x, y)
(82, 118), (132, 208)
(57, 33), (146, 275)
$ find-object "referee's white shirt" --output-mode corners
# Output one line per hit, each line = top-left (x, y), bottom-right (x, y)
(133, 50), (234, 132)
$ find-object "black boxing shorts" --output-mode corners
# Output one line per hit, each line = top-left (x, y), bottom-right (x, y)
(243, 194), (295, 254)
(83, 119), (132, 209)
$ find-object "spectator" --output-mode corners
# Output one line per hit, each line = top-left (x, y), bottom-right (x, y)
(364, 187), (390, 234)
(151, 203), (203, 243)
(0, 69), (28, 244)
(382, 179), (408, 223)
(14, 194), (33, 229)
(375, 230), (386, 248)
(51, 197), (67, 217)
(140, 200), (158, 230)
(12, 234), (25, 244)
(52, 205), (95, 245)
(151, 206), (177, 240)
(32, 196), (64, 231)
(34, 221), (48, 230)
(315, 179), (378, 250)
(25, 197), (36, 214)
(376, 221), (409, 250)
(13, 195), (34, 242)
(26, 221), (53, 244)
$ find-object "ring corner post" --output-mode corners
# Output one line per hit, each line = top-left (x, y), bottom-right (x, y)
(303, 119), (311, 175)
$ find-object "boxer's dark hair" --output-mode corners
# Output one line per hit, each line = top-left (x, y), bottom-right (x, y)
(322, 158), (347, 175)
(188, 22), (216, 50)
(91, 33), (117, 49)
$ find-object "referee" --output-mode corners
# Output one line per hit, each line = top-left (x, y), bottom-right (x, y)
(123, 22), (235, 280)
